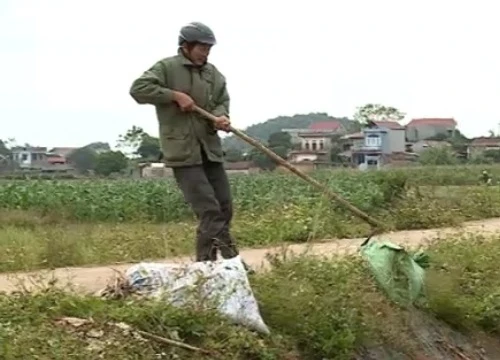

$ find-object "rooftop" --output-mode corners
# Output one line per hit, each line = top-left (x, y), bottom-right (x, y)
(342, 132), (364, 139)
(369, 120), (405, 130)
(407, 118), (457, 127)
(470, 137), (500, 146)
(11, 146), (47, 153)
(308, 121), (342, 131)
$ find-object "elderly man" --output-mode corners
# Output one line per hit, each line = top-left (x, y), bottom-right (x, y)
(129, 22), (248, 267)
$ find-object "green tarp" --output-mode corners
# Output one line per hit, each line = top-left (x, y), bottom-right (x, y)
(360, 239), (429, 306)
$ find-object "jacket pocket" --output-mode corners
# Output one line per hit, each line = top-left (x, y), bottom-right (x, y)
(160, 128), (192, 163)
(163, 126), (189, 140)
(204, 132), (224, 157)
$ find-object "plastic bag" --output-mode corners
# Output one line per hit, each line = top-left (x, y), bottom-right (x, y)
(125, 256), (270, 334)
(360, 238), (428, 306)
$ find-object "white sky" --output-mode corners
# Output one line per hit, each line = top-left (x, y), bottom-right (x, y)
(1, 0), (499, 148)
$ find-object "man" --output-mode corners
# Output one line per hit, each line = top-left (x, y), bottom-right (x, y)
(129, 22), (242, 265)
(481, 169), (492, 185)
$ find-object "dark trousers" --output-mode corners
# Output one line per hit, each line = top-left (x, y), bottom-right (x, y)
(172, 153), (239, 261)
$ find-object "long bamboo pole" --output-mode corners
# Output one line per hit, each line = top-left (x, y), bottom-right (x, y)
(194, 105), (385, 233)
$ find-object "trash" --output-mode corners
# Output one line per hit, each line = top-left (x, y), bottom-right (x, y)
(360, 238), (428, 306)
(125, 255), (270, 335)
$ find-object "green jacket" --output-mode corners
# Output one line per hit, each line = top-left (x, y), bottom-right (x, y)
(129, 50), (229, 167)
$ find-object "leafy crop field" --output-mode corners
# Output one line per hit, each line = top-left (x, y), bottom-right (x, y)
(0, 164), (499, 223)
(2, 165), (500, 272)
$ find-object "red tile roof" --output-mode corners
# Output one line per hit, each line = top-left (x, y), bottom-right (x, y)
(407, 118), (457, 127)
(371, 121), (405, 130)
(308, 121), (341, 131)
(46, 152), (67, 163)
(470, 137), (500, 146)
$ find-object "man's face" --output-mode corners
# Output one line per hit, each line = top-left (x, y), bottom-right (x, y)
(185, 43), (211, 66)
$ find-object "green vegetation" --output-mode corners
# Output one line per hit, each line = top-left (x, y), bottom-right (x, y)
(1, 165), (500, 223)
(1, 165), (500, 358)
(1, 166), (500, 272)
(2, 232), (500, 359)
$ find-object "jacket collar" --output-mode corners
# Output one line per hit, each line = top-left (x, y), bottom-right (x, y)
(177, 48), (207, 68)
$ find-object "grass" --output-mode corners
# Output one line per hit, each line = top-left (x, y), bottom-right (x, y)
(2, 232), (500, 359)
(1, 182), (500, 272)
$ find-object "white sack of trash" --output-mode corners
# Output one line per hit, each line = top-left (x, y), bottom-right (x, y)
(125, 255), (270, 335)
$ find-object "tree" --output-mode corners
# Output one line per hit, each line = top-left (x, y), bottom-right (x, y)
(118, 126), (161, 159)
(118, 125), (146, 149)
(268, 131), (292, 148)
(0, 140), (9, 156)
(0, 140), (9, 168)
(249, 131), (293, 170)
(249, 148), (275, 170)
(353, 104), (405, 125)
(268, 131), (292, 159)
(136, 134), (162, 160)
(468, 151), (494, 165)
(67, 147), (98, 174)
(94, 151), (128, 176)
(481, 149), (500, 163)
(86, 142), (111, 153)
(418, 147), (458, 166)
(330, 144), (344, 164)
(224, 148), (245, 162)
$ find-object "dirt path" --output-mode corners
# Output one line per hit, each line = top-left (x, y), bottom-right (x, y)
(1, 218), (500, 295)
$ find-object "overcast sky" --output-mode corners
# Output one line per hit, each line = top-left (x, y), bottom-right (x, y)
(1, 0), (499, 148)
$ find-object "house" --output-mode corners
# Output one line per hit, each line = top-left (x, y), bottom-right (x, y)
(287, 132), (329, 163)
(411, 140), (451, 153)
(10, 146), (49, 169)
(467, 137), (500, 156)
(137, 161), (258, 178)
(282, 120), (346, 145)
(224, 161), (259, 175)
(137, 162), (173, 178)
(45, 147), (79, 166)
(287, 121), (345, 163)
(339, 132), (364, 158)
(350, 121), (407, 169)
(406, 118), (457, 142)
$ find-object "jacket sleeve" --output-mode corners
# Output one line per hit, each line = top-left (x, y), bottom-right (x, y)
(211, 76), (230, 117)
(129, 61), (175, 105)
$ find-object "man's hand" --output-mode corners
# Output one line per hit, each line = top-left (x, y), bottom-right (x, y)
(173, 91), (195, 112)
(213, 115), (231, 132)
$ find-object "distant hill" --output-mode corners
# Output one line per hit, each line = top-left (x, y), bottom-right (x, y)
(223, 113), (359, 152)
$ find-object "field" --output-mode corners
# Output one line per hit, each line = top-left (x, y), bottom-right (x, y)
(2, 165), (500, 272)
(2, 165), (500, 359)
